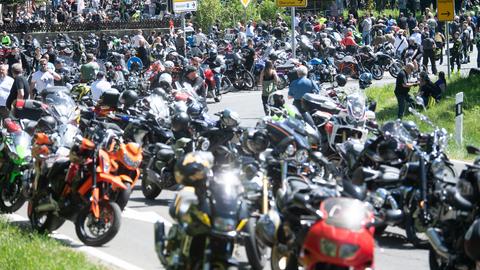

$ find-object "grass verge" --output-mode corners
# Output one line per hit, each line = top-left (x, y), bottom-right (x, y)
(365, 73), (480, 161)
(0, 217), (103, 270)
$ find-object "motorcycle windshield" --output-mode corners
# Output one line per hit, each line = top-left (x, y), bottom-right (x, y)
(10, 131), (32, 160)
(210, 171), (243, 220)
(381, 121), (413, 144)
(283, 118), (310, 150)
(57, 124), (79, 149)
(322, 197), (371, 231)
(347, 93), (366, 120)
(44, 91), (78, 124)
(147, 94), (170, 122)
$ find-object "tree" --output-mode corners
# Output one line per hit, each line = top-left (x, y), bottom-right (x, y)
(195, 0), (222, 31)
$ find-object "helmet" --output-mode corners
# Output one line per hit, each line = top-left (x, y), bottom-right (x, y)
(359, 72), (373, 89)
(152, 87), (167, 99)
(186, 101), (203, 118)
(268, 52), (278, 61)
(36, 116), (57, 133)
(164, 61), (175, 69)
(174, 151), (213, 186)
(219, 109), (240, 128)
(241, 128), (269, 154)
(335, 74), (347, 87)
(268, 91), (285, 108)
(255, 210), (281, 247)
(171, 112), (190, 132)
(402, 120), (420, 138)
(104, 61), (113, 69)
(208, 50), (218, 60)
(465, 219), (480, 261)
(119, 90), (139, 108)
(159, 73), (173, 85)
(71, 84), (91, 100)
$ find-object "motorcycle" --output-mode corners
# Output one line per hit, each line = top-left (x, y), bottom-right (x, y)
(224, 50), (255, 91)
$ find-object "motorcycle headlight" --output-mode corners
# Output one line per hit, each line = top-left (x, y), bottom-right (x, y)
(295, 149), (309, 163)
(198, 138), (210, 151)
(339, 244), (359, 259)
(431, 158), (445, 179)
(320, 238), (337, 257)
(285, 144), (296, 156)
(214, 217), (236, 232)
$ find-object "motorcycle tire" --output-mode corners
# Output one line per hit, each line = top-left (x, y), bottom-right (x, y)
(115, 182), (132, 211)
(277, 76), (288, 90)
(389, 62), (402, 78)
(371, 64), (384, 80)
(0, 176), (26, 213)
(428, 247), (450, 270)
(244, 218), (269, 270)
(219, 77), (232, 95)
(271, 246), (298, 270)
(75, 201), (122, 246)
(242, 71), (255, 90)
(141, 178), (162, 200)
(27, 200), (65, 234)
(231, 72), (244, 90)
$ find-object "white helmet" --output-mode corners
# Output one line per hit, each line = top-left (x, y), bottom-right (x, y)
(164, 61), (175, 69)
(159, 73), (173, 85)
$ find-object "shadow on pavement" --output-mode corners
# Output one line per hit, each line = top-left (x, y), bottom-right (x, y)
(375, 231), (418, 250)
(128, 197), (173, 207)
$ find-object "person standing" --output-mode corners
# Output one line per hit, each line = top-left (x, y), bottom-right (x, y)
(80, 53), (100, 83)
(288, 66), (319, 113)
(434, 30), (446, 65)
(394, 63), (418, 119)
(136, 39), (151, 69)
(0, 64), (14, 118)
(450, 31), (462, 73)
(6, 63), (30, 110)
(30, 58), (61, 97)
(243, 39), (255, 73)
(361, 14), (372, 45)
(421, 32), (437, 74)
(259, 60), (278, 114)
(91, 71), (111, 102)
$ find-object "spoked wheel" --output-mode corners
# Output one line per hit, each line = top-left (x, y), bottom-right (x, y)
(75, 201), (122, 246)
(389, 61), (402, 78)
(277, 76), (288, 90)
(0, 176), (26, 213)
(219, 77), (232, 95)
(242, 71), (255, 90)
(371, 64), (384, 80)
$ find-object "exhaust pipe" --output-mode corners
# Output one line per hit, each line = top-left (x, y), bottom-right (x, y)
(35, 202), (57, 213)
(426, 228), (451, 260)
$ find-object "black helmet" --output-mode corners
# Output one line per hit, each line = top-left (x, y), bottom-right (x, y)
(359, 72), (372, 89)
(465, 219), (480, 261)
(402, 120), (420, 138)
(268, 91), (285, 108)
(187, 101), (203, 118)
(120, 90), (139, 108)
(152, 87), (168, 99)
(241, 128), (269, 154)
(268, 52), (278, 61)
(36, 116), (57, 133)
(219, 109), (240, 128)
(208, 50), (217, 60)
(171, 112), (190, 132)
(335, 74), (347, 87)
(174, 151), (213, 186)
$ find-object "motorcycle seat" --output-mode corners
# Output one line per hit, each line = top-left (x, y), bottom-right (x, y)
(157, 148), (175, 160)
(376, 165), (400, 183)
(336, 55), (356, 63)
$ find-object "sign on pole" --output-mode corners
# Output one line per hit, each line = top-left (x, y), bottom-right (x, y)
(455, 92), (464, 145)
(276, 0), (307, 8)
(240, 0), (251, 8)
(173, 0), (197, 13)
(437, 0), (454, 21)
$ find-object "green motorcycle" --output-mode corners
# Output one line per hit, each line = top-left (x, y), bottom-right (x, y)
(0, 121), (33, 213)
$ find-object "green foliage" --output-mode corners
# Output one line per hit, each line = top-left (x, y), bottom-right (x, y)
(365, 74), (480, 161)
(258, 0), (286, 23)
(342, 8), (400, 20)
(195, 0), (223, 31)
(0, 218), (103, 270)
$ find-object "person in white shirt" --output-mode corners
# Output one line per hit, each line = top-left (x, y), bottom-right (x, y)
(411, 27), (423, 46)
(30, 58), (61, 97)
(394, 29), (408, 57)
(246, 21), (255, 38)
(236, 26), (247, 48)
(131, 29), (149, 48)
(91, 71), (112, 101)
(0, 64), (14, 118)
(194, 28), (207, 47)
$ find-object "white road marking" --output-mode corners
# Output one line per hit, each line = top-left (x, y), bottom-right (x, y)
(3, 213), (145, 270)
(122, 207), (173, 227)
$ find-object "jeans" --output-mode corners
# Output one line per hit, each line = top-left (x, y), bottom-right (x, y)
(262, 95), (269, 115)
(214, 73), (221, 93)
(450, 54), (461, 71)
(293, 99), (305, 114)
(395, 92), (408, 119)
(362, 31), (371, 45)
(422, 50), (437, 74)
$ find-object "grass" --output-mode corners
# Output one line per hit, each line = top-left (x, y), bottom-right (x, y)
(365, 73), (480, 161)
(0, 218), (104, 270)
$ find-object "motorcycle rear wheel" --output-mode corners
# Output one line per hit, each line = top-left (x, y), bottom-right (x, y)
(141, 178), (162, 200)
(242, 71), (255, 90)
(428, 248), (450, 270)
(0, 175), (26, 213)
(27, 200), (65, 234)
(389, 62), (402, 78)
(371, 64), (384, 80)
(75, 201), (122, 246)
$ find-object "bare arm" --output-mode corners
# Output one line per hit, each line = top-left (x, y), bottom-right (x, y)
(49, 70), (62, 81)
(259, 70), (264, 86)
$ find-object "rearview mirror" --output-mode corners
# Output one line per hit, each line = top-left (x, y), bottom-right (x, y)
(466, 145), (480, 155)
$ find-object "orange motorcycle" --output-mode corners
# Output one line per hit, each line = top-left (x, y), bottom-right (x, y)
(28, 120), (142, 246)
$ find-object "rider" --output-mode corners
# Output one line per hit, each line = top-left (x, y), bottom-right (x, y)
(340, 29), (358, 54)
(182, 65), (206, 98)
(203, 49), (222, 100)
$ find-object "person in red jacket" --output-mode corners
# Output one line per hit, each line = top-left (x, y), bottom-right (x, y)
(341, 30), (358, 54)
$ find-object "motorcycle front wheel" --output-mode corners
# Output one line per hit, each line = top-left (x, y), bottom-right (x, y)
(75, 201), (122, 246)
(0, 175), (26, 213)
(241, 70), (255, 90)
(245, 218), (269, 270)
(389, 61), (403, 78)
(141, 177), (162, 200)
(115, 182), (132, 211)
(371, 64), (384, 80)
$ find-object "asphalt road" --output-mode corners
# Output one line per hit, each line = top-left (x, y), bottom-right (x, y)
(3, 48), (478, 270)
